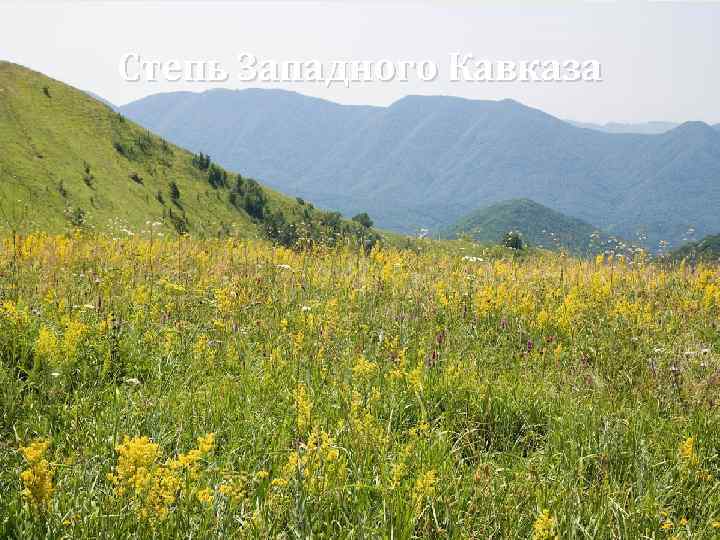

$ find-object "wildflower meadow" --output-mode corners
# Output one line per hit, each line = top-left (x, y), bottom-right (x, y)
(2, 233), (720, 538)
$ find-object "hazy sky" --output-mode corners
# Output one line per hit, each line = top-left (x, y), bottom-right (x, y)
(1, 1), (718, 124)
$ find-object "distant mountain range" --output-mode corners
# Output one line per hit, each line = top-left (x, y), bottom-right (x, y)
(569, 120), (720, 135)
(567, 120), (680, 135)
(442, 198), (623, 255)
(117, 88), (720, 250)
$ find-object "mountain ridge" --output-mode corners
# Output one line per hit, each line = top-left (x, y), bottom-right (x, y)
(118, 87), (720, 249)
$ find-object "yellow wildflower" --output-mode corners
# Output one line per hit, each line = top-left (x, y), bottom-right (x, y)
(196, 487), (213, 505)
(107, 436), (161, 497)
(406, 366), (424, 392)
(219, 475), (248, 503)
(295, 384), (313, 433)
(35, 326), (60, 364)
(62, 318), (88, 360)
(197, 433), (215, 454)
(532, 509), (557, 540)
(19, 439), (54, 509)
(413, 469), (437, 511)
(352, 355), (377, 381)
(679, 436), (699, 466)
(2, 300), (29, 326)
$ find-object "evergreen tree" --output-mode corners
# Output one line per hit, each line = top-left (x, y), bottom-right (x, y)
(192, 152), (211, 171)
(352, 212), (373, 228)
(169, 181), (181, 202)
(503, 231), (523, 250)
(208, 164), (228, 189)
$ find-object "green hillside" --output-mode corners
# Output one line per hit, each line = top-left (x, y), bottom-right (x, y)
(441, 198), (622, 255)
(668, 233), (720, 263)
(0, 62), (376, 246)
(121, 90), (720, 249)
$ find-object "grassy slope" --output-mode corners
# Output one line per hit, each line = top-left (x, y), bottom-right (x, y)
(670, 233), (720, 263)
(3, 236), (720, 537)
(442, 198), (622, 255)
(0, 62), (305, 237)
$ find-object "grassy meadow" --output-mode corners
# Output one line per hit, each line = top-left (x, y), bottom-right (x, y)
(2, 232), (720, 538)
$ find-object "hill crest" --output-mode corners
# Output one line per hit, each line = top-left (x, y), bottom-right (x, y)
(0, 61), (378, 248)
(441, 198), (622, 255)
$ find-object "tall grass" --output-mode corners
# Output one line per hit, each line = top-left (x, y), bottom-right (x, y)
(1, 233), (720, 538)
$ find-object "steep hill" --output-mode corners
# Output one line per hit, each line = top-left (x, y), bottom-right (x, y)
(441, 198), (620, 255)
(0, 62), (375, 246)
(84, 90), (117, 111)
(668, 233), (720, 263)
(120, 89), (720, 249)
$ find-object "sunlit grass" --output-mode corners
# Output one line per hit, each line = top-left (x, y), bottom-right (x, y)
(1, 233), (720, 538)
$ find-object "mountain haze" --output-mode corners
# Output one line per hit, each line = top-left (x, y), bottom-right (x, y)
(567, 120), (680, 135)
(119, 89), (720, 250)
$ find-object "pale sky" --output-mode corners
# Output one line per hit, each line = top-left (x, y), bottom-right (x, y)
(1, 1), (718, 124)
